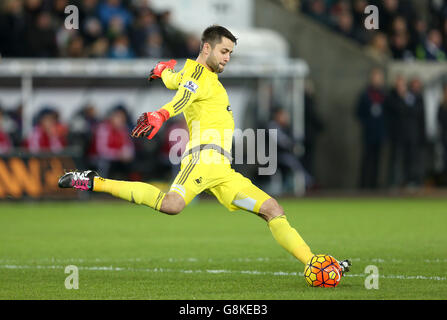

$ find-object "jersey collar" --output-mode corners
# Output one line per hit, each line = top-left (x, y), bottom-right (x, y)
(186, 59), (218, 79)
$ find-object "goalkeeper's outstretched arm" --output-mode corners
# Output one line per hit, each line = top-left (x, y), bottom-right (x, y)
(161, 68), (182, 90)
(148, 59), (181, 90)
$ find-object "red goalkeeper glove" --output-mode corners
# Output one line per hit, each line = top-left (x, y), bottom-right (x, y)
(148, 59), (177, 81)
(131, 109), (170, 140)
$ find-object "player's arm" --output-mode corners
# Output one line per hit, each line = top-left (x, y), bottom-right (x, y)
(148, 59), (183, 90)
(161, 68), (182, 90)
(148, 59), (176, 82)
(160, 75), (202, 117)
(132, 74), (204, 140)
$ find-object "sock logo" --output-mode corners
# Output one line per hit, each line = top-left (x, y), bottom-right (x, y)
(130, 191), (135, 203)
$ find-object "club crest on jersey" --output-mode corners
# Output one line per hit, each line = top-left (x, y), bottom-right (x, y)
(183, 80), (199, 93)
(194, 177), (203, 185)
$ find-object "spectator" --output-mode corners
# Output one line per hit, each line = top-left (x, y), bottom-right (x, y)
(55, 23), (78, 56)
(0, 0), (27, 57)
(108, 34), (134, 59)
(82, 17), (104, 46)
(302, 80), (324, 182)
(333, 8), (353, 37)
(68, 103), (99, 166)
(23, 0), (44, 25)
(391, 16), (408, 37)
(106, 15), (126, 41)
(0, 108), (13, 154)
(268, 107), (310, 192)
(87, 37), (109, 57)
(429, 0), (447, 30)
(409, 17), (428, 53)
(352, 0), (368, 30)
(131, 8), (160, 56)
(94, 106), (135, 179)
(142, 30), (171, 58)
(385, 75), (425, 188)
(25, 11), (58, 57)
(333, 8), (365, 44)
(365, 32), (391, 62)
(79, 0), (99, 21)
(51, 0), (68, 26)
(415, 29), (446, 61)
(329, 0), (351, 25)
(6, 105), (23, 146)
(375, 0), (401, 35)
(389, 30), (414, 60)
(65, 34), (86, 58)
(97, 0), (132, 30)
(356, 67), (386, 189)
(27, 108), (66, 153)
(385, 75), (406, 188)
(408, 77), (427, 186)
(303, 0), (331, 26)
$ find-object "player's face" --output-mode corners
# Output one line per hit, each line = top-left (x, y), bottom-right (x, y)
(207, 37), (234, 73)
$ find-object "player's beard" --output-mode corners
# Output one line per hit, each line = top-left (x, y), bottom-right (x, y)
(206, 52), (223, 73)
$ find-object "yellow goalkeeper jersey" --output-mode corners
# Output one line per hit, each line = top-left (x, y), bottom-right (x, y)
(160, 59), (234, 158)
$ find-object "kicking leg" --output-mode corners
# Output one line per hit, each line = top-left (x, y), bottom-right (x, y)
(230, 185), (314, 265)
(58, 170), (184, 214)
(259, 198), (314, 265)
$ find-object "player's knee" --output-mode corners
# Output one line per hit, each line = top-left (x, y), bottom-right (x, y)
(160, 192), (185, 215)
(259, 198), (284, 221)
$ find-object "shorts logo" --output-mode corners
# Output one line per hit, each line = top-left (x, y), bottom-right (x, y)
(183, 80), (199, 93)
(194, 177), (203, 185)
(227, 105), (232, 112)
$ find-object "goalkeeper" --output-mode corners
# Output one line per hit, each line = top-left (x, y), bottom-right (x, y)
(59, 25), (350, 272)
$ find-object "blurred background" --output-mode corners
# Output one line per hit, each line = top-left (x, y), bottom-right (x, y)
(1, 0), (447, 200)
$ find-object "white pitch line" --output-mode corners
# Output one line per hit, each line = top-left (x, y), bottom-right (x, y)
(0, 257), (446, 264)
(0, 264), (445, 281)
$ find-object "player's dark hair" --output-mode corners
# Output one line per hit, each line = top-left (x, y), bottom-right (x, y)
(200, 25), (237, 51)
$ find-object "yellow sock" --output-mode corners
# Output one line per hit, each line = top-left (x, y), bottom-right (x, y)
(268, 215), (314, 265)
(93, 177), (165, 211)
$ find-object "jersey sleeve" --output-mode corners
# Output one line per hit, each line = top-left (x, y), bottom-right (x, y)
(161, 68), (182, 90)
(160, 67), (207, 117)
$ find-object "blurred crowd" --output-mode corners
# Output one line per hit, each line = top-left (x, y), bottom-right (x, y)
(354, 68), (447, 190)
(0, 102), (188, 182)
(3, 74), (447, 190)
(0, 0), (201, 59)
(281, 0), (447, 62)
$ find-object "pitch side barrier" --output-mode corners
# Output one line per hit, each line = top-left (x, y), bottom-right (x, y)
(0, 149), (78, 200)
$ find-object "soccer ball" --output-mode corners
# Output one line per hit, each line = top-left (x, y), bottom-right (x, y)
(304, 254), (342, 287)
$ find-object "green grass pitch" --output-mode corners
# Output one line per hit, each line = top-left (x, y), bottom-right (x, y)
(0, 197), (446, 300)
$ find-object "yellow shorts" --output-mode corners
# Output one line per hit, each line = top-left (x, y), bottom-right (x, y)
(169, 149), (271, 213)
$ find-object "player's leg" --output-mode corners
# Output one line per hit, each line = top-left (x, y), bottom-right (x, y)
(230, 182), (351, 273)
(208, 170), (313, 265)
(58, 170), (185, 214)
(234, 186), (314, 265)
